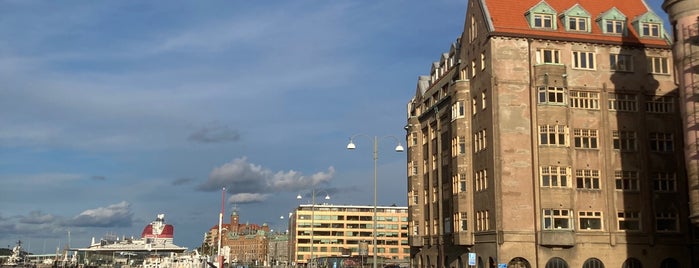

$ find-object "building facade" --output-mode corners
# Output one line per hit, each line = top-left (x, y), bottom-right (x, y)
(406, 0), (696, 267)
(290, 204), (409, 267)
(663, 0), (699, 228)
(205, 210), (271, 266)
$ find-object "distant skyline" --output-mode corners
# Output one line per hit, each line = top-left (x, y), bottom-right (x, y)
(0, 0), (670, 252)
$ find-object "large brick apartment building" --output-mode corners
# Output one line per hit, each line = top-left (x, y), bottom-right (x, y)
(406, 0), (697, 267)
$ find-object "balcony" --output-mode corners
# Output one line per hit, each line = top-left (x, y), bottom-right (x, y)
(409, 235), (423, 247)
(539, 230), (575, 247)
(453, 231), (473, 246)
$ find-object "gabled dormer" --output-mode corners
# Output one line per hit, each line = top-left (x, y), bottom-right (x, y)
(596, 7), (627, 35)
(525, 0), (557, 30)
(632, 11), (664, 38)
(560, 4), (591, 33)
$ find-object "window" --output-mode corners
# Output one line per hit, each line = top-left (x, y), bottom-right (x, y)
(570, 91), (599, 109)
(452, 101), (465, 119)
(572, 51), (596, 69)
(618, 211), (641, 231)
(481, 90), (487, 110)
(474, 129), (487, 152)
(458, 173), (467, 192)
(606, 20), (625, 34)
(582, 258), (604, 268)
(573, 129), (598, 149)
(476, 210), (489, 231)
(649, 132), (674, 152)
(615, 170), (639, 191)
(533, 14), (554, 29)
(641, 22), (661, 37)
(536, 48), (561, 64)
(608, 93), (637, 111)
(652, 172), (676, 192)
(541, 166), (569, 188)
(538, 86), (566, 104)
(543, 209), (571, 230)
(458, 136), (466, 154)
(622, 258), (643, 268)
(576, 169), (600, 189)
(410, 132), (418, 146)
(475, 169), (488, 191)
(646, 95), (674, 113)
(472, 96), (477, 115)
(648, 57), (669, 74)
(471, 60), (476, 78)
(613, 130), (637, 151)
(480, 52), (486, 70)
(656, 212), (678, 232)
(412, 190), (418, 204)
(610, 54), (633, 71)
(568, 17), (588, 31)
(459, 212), (468, 231)
(539, 125), (567, 146)
(578, 211), (602, 230)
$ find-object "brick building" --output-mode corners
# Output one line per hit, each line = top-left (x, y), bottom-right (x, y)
(406, 0), (695, 267)
(206, 210), (270, 266)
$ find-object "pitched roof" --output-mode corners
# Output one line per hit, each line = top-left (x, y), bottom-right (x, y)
(481, 0), (669, 47)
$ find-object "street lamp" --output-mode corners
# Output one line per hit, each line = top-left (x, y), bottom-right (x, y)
(346, 135), (404, 268)
(297, 189), (330, 268)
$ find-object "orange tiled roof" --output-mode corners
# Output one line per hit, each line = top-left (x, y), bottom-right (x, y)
(482, 0), (669, 47)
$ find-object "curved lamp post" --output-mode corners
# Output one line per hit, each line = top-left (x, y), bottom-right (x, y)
(346, 135), (404, 268)
(297, 189), (330, 268)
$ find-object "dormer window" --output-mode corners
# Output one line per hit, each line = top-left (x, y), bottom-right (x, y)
(568, 17), (588, 31)
(561, 4), (591, 33)
(641, 22), (661, 37)
(632, 11), (664, 39)
(534, 14), (554, 29)
(606, 20), (624, 34)
(526, 1), (557, 30)
(597, 7), (627, 35)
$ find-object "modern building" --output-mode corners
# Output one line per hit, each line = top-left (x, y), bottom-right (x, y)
(268, 232), (290, 267)
(663, 0), (699, 228)
(205, 210), (271, 266)
(406, 0), (695, 267)
(289, 204), (410, 267)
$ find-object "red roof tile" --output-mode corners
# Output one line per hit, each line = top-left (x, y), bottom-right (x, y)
(482, 0), (669, 47)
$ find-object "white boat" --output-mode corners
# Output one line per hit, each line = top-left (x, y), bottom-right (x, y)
(1, 241), (31, 268)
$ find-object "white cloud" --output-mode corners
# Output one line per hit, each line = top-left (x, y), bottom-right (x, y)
(68, 201), (133, 228)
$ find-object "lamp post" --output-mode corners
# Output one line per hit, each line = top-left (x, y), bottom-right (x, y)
(346, 135), (404, 268)
(297, 189), (330, 268)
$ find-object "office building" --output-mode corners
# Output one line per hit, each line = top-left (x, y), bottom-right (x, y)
(289, 204), (409, 267)
(406, 0), (695, 267)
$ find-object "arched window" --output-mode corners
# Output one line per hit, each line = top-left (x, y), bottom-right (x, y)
(544, 257), (568, 268)
(582, 258), (604, 268)
(622, 258), (642, 268)
(660, 258), (680, 268)
(477, 257), (484, 268)
(508, 257), (531, 268)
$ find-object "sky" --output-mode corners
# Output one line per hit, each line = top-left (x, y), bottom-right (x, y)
(0, 0), (669, 253)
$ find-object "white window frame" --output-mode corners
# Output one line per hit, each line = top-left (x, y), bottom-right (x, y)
(605, 20), (624, 34)
(646, 95), (674, 113)
(613, 130), (637, 151)
(610, 54), (633, 72)
(543, 209), (572, 230)
(608, 93), (637, 112)
(614, 170), (639, 191)
(572, 51), (596, 70)
(648, 56), (669, 74)
(538, 86), (566, 104)
(567, 16), (588, 31)
(533, 13), (554, 29)
(539, 125), (568, 146)
(569, 91), (600, 109)
(641, 22), (661, 37)
(536, 48), (561, 64)
(578, 211), (603, 230)
(649, 132), (674, 152)
(617, 211), (641, 231)
(540, 166), (569, 188)
(575, 169), (600, 190)
(573, 129), (598, 149)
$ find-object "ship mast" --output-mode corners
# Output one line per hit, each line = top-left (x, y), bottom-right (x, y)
(217, 187), (225, 268)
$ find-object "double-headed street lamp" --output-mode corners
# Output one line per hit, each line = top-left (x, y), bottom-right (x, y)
(297, 189), (330, 268)
(346, 135), (404, 268)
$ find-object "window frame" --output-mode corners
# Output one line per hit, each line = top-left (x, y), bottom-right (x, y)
(536, 48), (561, 64)
(539, 125), (568, 146)
(572, 51), (596, 70)
(575, 169), (601, 190)
(614, 170), (639, 191)
(543, 209), (572, 230)
(610, 54), (633, 72)
(540, 166), (570, 188)
(538, 86), (566, 104)
(567, 16), (588, 32)
(617, 211), (641, 231)
(578, 211), (603, 230)
(608, 93), (638, 112)
(573, 128), (598, 149)
(647, 56), (669, 74)
(569, 91), (600, 109)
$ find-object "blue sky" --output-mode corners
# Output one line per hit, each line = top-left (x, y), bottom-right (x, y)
(0, 0), (668, 252)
